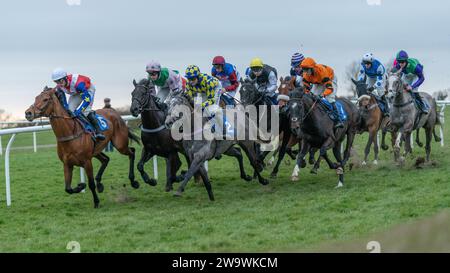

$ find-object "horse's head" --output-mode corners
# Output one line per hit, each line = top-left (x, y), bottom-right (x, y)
(387, 69), (403, 98)
(351, 76), (369, 97)
(278, 76), (295, 107)
(239, 78), (259, 106)
(164, 90), (192, 127)
(130, 78), (157, 117)
(287, 87), (305, 134)
(25, 86), (58, 121)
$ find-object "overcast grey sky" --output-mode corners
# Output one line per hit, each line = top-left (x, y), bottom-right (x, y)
(1, 0), (450, 118)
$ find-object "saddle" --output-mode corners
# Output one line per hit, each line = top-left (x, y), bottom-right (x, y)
(318, 99), (348, 122)
(75, 112), (110, 142)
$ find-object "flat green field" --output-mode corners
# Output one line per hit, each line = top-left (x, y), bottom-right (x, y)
(0, 115), (449, 252)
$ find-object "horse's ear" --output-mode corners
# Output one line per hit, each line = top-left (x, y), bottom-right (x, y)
(43, 86), (48, 91)
(280, 76), (284, 83)
(133, 79), (137, 87)
(351, 78), (357, 85)
(363, 75), (367, 82)
(239, 78), (244, 84)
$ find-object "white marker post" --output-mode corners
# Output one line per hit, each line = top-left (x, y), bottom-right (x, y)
(153, 156), (158, 179)
(5, 134), (16, 206)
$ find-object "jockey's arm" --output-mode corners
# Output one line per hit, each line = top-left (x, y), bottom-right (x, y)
(225, 71), (239, 92)
(411, 64), (425, 89)
(74, 82), (91, 115)
(374, 64), (386, 89)
(303, 79), (312, 93)
(266, 71), (277, 93)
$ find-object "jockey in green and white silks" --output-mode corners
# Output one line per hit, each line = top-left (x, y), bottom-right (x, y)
(357, 53), (390, 116)
(146, 60), (185, 104)
(394, 50), (428, 114)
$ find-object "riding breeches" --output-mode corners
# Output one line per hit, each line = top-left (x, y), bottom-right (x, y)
(310, 76), (338, 103)
(366, 77), (386, 97)
(68, 85), (95, 114)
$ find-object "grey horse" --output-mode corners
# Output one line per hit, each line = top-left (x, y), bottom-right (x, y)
(164, 90), (270, 200)
(386, 70), (439, 162)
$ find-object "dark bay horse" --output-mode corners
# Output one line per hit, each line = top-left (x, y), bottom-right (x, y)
(25, 87), (140, 208)
(130, 79), (252, 192)
(288, 87), (360, 186)
(165, 90), (269, 200)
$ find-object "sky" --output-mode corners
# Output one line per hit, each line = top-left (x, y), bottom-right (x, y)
(1, 0), (450, 119)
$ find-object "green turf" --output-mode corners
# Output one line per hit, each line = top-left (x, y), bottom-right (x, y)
(0, 114), (449, 253)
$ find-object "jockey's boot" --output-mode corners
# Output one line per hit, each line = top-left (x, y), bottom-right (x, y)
(382, 95), (390, 117)
(331, 102), (344, 128)
(415, 93), (429, 114)
(87, 112), (106, 140)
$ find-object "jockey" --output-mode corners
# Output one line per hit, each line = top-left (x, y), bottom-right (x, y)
(357, 53), (390, 116)
(394, 50), (428, 114)
(211, 56), (240, 106)
(52, 68), (105, 140)
(146, 60), (184, 105)
(289, 52), (305, 87)
(184, 65), (233, 137)
(245, 58), (278, 104)
(300, 57), (344, 128)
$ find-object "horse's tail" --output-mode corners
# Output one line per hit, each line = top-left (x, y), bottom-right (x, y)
(128, 128), (141, 145)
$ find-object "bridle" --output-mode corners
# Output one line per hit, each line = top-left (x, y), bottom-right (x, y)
(289, 93), (318, 124)
(132, 84), (162, 112)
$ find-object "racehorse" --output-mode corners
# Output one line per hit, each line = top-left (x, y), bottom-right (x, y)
(164, 90), (269, 200)
(288, 87), (360, 186)
(352, 77), (388, 165)
(25, 86), (140, 208)
(386, 70), (439, 162)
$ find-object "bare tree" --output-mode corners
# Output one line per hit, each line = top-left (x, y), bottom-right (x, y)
(433, 88), (450, 101)
(344, 60), (361, 97)
(0, 109), (12, 122)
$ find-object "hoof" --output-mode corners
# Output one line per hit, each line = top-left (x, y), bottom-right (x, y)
(310, 168), (317, 174)
(242, 175), (253, 182)
(65, 188), (74, 194)
(361, 161), (367, 166)
(96, 183), (104, 193)
(94, 202), (99, 208)
(131, 181), (140, 189)
(291, 176), (299, 182)
(259, 178), (269, 185)
(165, 185), (173, 192)
(373, 160), (378, 165)
(335, 181), (344, 188)
(173, 191), (183, 197)
(270, 172), (277, 179)
(301, 161), (307, 168)
(381, 145), (389, 151)
(174, 175), (184, 183)
(308, 158), (315, 165)
(417, 142), (423, 147)
(145, 178), (157, 187)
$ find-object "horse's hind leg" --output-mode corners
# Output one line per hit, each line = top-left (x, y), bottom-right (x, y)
(84, 160), (100, 208)
(94, 152), (110, 193)
(224, 146), (252, 181)
(137, 148), (156, 186)
(381, 127), (389, 151)
(174, 155), (206, 197)
(270, 130), (290, 178)
(239, 141), (269, 186)
(416, 128), (423, 147)
(425, 127), (433, 162)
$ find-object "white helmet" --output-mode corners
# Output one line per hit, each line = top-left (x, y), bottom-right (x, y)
(362, 53), (374, 63)
(146, 60), (161, 72)
(52, 68), (67, 81)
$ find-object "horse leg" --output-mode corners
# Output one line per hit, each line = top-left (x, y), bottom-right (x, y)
(224, 147), (252, 181)
(198, 164), (214, 201)
(174, 155), (206, 197)
(392, 131), (401, 162)
(363, 130), (374, 166)
(239, 141), (269, 186)
(94, 152), (109, 193)
(433, 126), (442, 142)
(84, 160), (100, 208)
(270, 130), (290, 178)
(416, 128), (423, 147)
(381, 127), (389, 151)
(64, 163), (77, 194)
(425, 126), (433, 162)
(321, 137), (343, 188)
(137, 148), (157, 186)
(292, 142), (309, 181)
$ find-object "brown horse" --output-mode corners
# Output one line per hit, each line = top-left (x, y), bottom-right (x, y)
(25, 87), (140, 208)
(352, 78), (389, 166)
